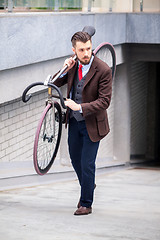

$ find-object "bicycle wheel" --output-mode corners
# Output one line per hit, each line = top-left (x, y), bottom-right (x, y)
(33, 102), (62, 175)
(94, 42), (116, 80)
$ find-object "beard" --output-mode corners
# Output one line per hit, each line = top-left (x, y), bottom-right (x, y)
(77, 55), (92, 65)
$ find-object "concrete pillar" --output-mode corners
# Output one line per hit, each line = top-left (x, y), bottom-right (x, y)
(82, 0), (92, 12)
(54, 0), (59, 11)
(8, 0), (13, 12)
(113, 63), (131, 164)
(88, 0), (92, 11)
(140, 0), (143, 12)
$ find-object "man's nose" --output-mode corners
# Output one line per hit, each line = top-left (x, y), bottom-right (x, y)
(84, 50), (88, 56)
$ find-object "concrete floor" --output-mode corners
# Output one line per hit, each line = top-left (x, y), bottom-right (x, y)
(0, 166), (160, 240)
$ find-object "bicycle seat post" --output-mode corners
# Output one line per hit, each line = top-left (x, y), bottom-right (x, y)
(44, 75), (53, 105)
(48, 86), (52, 103)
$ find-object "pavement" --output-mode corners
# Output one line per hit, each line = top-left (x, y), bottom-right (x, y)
(0, 165), (160, 240)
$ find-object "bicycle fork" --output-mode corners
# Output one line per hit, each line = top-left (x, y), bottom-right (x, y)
(43, 87), (56, 142)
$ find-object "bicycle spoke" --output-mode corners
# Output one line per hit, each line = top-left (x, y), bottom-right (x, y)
(37, 108), (57, 167)
(33, 102), (62, 175)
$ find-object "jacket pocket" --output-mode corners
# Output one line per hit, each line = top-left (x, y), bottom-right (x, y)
(96, 113), (109, 136)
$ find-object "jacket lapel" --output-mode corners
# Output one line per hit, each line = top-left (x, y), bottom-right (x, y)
(67, 62), (78, 97)
(83, 56), (98, 89)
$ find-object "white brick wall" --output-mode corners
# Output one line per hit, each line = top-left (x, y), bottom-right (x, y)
(0, 90), (48, 163)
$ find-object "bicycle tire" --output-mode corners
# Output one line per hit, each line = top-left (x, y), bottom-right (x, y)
(94, 42), (116, 80)
(33, 102), (62, 175)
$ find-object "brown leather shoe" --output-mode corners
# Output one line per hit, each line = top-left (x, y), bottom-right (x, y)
(77, 201), (81, 208)
(77, 184), (96, 208)
(74, 206), (92, 216)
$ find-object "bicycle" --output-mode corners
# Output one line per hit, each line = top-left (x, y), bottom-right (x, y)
(22, 42), (116, 175)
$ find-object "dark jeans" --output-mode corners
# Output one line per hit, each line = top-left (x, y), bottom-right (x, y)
(68, 117), (100, 208)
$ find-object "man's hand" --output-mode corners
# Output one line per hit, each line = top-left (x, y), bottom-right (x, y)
(64, 99), (81, 111)
(63, 57), (76, 73)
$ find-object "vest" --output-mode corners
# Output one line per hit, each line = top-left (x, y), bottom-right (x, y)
(70, 69), (86, 121)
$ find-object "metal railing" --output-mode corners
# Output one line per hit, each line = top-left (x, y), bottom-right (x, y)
(0, 0), (7, 9)
(0, 0), (82, 12)
(1, 0), (158, 13)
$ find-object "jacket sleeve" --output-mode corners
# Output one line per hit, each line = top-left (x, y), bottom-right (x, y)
(81, 66), (112, 117)
(52, 72), (68, 88)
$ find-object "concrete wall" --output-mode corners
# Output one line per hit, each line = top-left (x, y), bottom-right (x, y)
(1, 12), (160, 104)
(126, 14), (160, 43)
(1, 12), (159, 73)
(0, 12), (126, 72)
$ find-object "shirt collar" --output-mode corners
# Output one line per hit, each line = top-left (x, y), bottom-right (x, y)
(78, 55), (94, 69)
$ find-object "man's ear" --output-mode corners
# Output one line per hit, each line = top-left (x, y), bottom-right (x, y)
(72, 47), (76, 54)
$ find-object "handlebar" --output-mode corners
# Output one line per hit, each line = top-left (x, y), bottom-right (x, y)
(22, 55), (77, 109)
(22, 82), (66, 109)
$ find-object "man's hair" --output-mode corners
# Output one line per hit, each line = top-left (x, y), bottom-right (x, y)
(71, 31), (91, 48)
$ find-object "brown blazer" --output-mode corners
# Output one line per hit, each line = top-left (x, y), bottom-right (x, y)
(54, 55), (112, 142)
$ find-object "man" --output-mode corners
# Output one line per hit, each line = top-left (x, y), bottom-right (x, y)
(54, 31), (112, 215)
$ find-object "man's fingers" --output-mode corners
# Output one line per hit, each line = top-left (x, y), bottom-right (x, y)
(64, 98), (70, 106)
(64, 58), (75, 68)
(64, 99), (80, 111)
